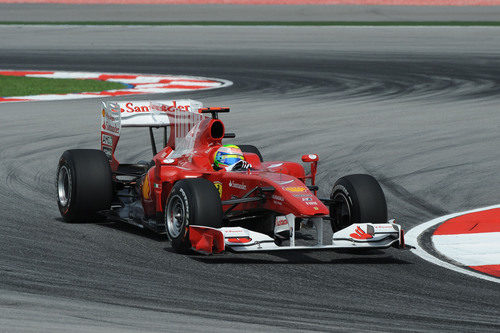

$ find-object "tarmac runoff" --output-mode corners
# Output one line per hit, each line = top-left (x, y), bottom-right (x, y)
(1, 24), (500, 331)
(3, 3), (500, 23)
(7, 72), (498, 281)
(406, 205), (500, 283)
(4, 70), (499, 281)
(1, 0), (500, 5)
(0, 70), (232, 103)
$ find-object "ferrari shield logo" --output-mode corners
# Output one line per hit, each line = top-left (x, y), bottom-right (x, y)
(213, 181), (223, 197)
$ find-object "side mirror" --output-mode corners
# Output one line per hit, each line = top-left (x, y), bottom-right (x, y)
(301, 154), (319, 163)
(162, 158), (178, 165)
(301, 154), (319, 194)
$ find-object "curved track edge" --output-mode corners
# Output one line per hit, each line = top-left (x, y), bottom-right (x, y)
(0, 69), (233, 103)
(406, 204), (500, 284)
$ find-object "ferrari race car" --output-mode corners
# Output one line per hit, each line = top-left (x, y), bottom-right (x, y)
(56, 99), (404, 255)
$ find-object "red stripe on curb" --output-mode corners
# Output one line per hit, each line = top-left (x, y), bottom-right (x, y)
(98, 74), (138, 81)
(434, 208), (500, 235)
(1, 0), (500, 6)
(81, 90), (143, 96)
(0, 71), (54, 76)
(470, 264), (500, 277)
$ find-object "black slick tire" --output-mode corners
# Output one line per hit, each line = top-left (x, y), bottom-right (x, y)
(165, 178), (223, 253)
(56, 149), (113, 222)
(329, 174), (387, 232)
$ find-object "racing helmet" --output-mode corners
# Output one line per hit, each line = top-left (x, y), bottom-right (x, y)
(214, 144), (244, 169)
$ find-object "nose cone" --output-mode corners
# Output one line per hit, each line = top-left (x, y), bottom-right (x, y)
(264, 172), (329, 216)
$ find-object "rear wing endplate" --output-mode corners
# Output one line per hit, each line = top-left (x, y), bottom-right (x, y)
(100, 99), (203, 169)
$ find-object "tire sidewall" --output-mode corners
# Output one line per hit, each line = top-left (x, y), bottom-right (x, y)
(56, 152), (78, 219)
(55, 149), (113, 222)
(165, 183), (192, 251)
(330, 174), (387, 232)
(164, 178), (224, 252)
(331, 181), (362, 229)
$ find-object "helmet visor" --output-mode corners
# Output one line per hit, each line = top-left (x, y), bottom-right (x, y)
(220, 155), (243, 166)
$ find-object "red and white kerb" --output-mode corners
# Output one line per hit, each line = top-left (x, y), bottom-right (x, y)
(432, 208), (500, 278)
(0, 70), (232, 103)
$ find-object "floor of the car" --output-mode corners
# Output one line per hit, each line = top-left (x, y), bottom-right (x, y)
(115, 163), (150, 176)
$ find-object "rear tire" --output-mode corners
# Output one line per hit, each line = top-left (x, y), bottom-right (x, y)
(239, 145), (263, 162)
(165, 178), (223, 252)
(329, 174), (387, 232)
(56, 149), (113, 222)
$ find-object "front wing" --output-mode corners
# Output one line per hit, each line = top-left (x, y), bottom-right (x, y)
(188, 216), (404, 255)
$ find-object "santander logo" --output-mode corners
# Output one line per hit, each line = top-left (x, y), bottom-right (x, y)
(120, 102), (150, 113)
(229, 181), (247, 190)
(120, 101), (192, 114)
(152, 101), (192, 113)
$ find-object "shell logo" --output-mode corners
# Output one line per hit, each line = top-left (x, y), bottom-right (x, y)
(285, 186), (307, 193)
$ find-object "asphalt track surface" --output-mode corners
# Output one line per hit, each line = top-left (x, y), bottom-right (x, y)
(0, 26), (500, 332)
(2, 4), (500, 22)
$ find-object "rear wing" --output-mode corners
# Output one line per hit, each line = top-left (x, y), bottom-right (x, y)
(100, 99), (203, 169)
(103, 99), (203, 128)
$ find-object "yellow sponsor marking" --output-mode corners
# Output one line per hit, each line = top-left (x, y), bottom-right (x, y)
(213, 181), (223, 197)
(142, 176), (151, 200)
(285, 186), (307, 193)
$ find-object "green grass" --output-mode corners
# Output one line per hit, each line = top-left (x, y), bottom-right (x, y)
(1, 21), (500, 26)
(0, 75), (127, 97)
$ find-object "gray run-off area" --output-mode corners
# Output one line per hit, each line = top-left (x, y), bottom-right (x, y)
(0, 25), (499, 332)
(1, 4), (500, 22)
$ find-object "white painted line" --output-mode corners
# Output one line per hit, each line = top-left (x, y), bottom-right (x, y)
(433, 232), (500, 266)
(28, 72), (100, 79)
(405, 204), (500, 284)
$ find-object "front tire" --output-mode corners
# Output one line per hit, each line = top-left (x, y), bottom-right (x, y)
(56, 149), (113, 222)
(329, 174), (387, 232)
(165, 178), (223, 252)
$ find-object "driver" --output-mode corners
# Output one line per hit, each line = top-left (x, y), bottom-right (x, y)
(213, 144), (252, 171)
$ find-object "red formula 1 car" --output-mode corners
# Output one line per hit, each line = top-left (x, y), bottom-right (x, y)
(56, 99), (404, 254)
